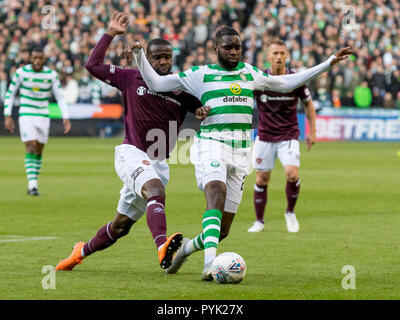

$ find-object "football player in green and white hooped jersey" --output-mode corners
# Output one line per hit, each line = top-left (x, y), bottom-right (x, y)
(132, 27), (353, 280)
(3, 47), (71, 196)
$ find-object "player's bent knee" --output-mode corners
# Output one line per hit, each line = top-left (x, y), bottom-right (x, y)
(25, 141), (37, 154)
(256, 171), (271, 186)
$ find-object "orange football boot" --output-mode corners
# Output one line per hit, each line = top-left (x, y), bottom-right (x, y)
(158, 233), (183, 269)
(55, 242), (85, 271)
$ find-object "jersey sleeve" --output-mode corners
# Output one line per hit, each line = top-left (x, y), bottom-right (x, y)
(51, 71), (70, 119)
(134, 48), (201, 97)
(3, 69), (22, 117)
(252, 56), (335, 93)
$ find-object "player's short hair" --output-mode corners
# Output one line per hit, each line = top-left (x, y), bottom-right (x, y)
(267, 39), (287, 48)
(146, 38), (172, 55)
(214, 27), (241, 46)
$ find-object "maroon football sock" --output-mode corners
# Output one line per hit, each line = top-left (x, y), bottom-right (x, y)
(286, 179), (300, 213)
(83, 222), (119, 257)
(254, 184), (268, 223)
(146, 196), (167, 249)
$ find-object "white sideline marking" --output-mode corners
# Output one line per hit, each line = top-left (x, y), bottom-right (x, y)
(0, 235), (58, 243)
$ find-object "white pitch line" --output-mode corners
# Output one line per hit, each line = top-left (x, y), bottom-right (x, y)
(0, 236), (58, 243)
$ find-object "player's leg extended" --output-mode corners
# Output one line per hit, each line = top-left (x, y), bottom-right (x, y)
(55, 212), (135, 271)
(141, 178), (183, 269)
(168, 181), (225, 278)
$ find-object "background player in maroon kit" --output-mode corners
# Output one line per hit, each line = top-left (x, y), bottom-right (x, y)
(55, 13), (208, 271)
(249, 39), (317, 233)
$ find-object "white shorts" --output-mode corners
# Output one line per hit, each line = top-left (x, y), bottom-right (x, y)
(252, 137), (300, 172)
(19, 116), (50, 144)
(114, 144), (169, 221)
(190, 137), (250, 214)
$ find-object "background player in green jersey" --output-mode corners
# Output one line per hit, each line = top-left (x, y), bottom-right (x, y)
(3, 47), (71, 196)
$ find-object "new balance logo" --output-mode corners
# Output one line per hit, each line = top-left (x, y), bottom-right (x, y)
(213, 76), (222, 80)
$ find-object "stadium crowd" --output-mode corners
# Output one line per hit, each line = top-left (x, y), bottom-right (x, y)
(1, 0), (400, 110)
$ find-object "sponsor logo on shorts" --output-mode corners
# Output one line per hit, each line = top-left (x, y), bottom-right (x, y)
(256, 157), (262, 164)
(131, 167), (144, 181)
(210, 160), (220, 167)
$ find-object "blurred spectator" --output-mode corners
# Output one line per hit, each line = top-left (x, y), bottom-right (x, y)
(313, 72), (331, 108)
(63, 73), (80, 106)
(395, 92), (400, 109)
(331, 89), (341, 108)
(0, 71), (7, 104)
(371, 87), (383, 107)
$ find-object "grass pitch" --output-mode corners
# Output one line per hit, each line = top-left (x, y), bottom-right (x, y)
(0, 136), (399, 300)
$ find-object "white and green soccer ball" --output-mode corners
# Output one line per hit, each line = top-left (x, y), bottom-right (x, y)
(211, 252), (246, 284)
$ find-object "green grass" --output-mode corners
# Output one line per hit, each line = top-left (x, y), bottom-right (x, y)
(0, 136), (400, 300)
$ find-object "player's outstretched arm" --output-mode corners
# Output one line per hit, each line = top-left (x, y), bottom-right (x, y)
(258, 47), (353, 93)
(132, 43), (185, 92)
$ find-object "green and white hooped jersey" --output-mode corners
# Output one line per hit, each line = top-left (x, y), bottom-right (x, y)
(3, 64), (69, 119)
(177, 62), (270, 149)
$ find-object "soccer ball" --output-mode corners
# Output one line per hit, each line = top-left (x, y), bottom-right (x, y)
(211, 252), (246, 284)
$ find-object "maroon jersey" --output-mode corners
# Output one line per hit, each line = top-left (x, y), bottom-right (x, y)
(255, 68), (311, 142)
(86, 34), (202, 159)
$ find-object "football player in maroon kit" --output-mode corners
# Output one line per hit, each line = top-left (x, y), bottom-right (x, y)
(249, 39), (317, 233)
(55, 13), (209, 271)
